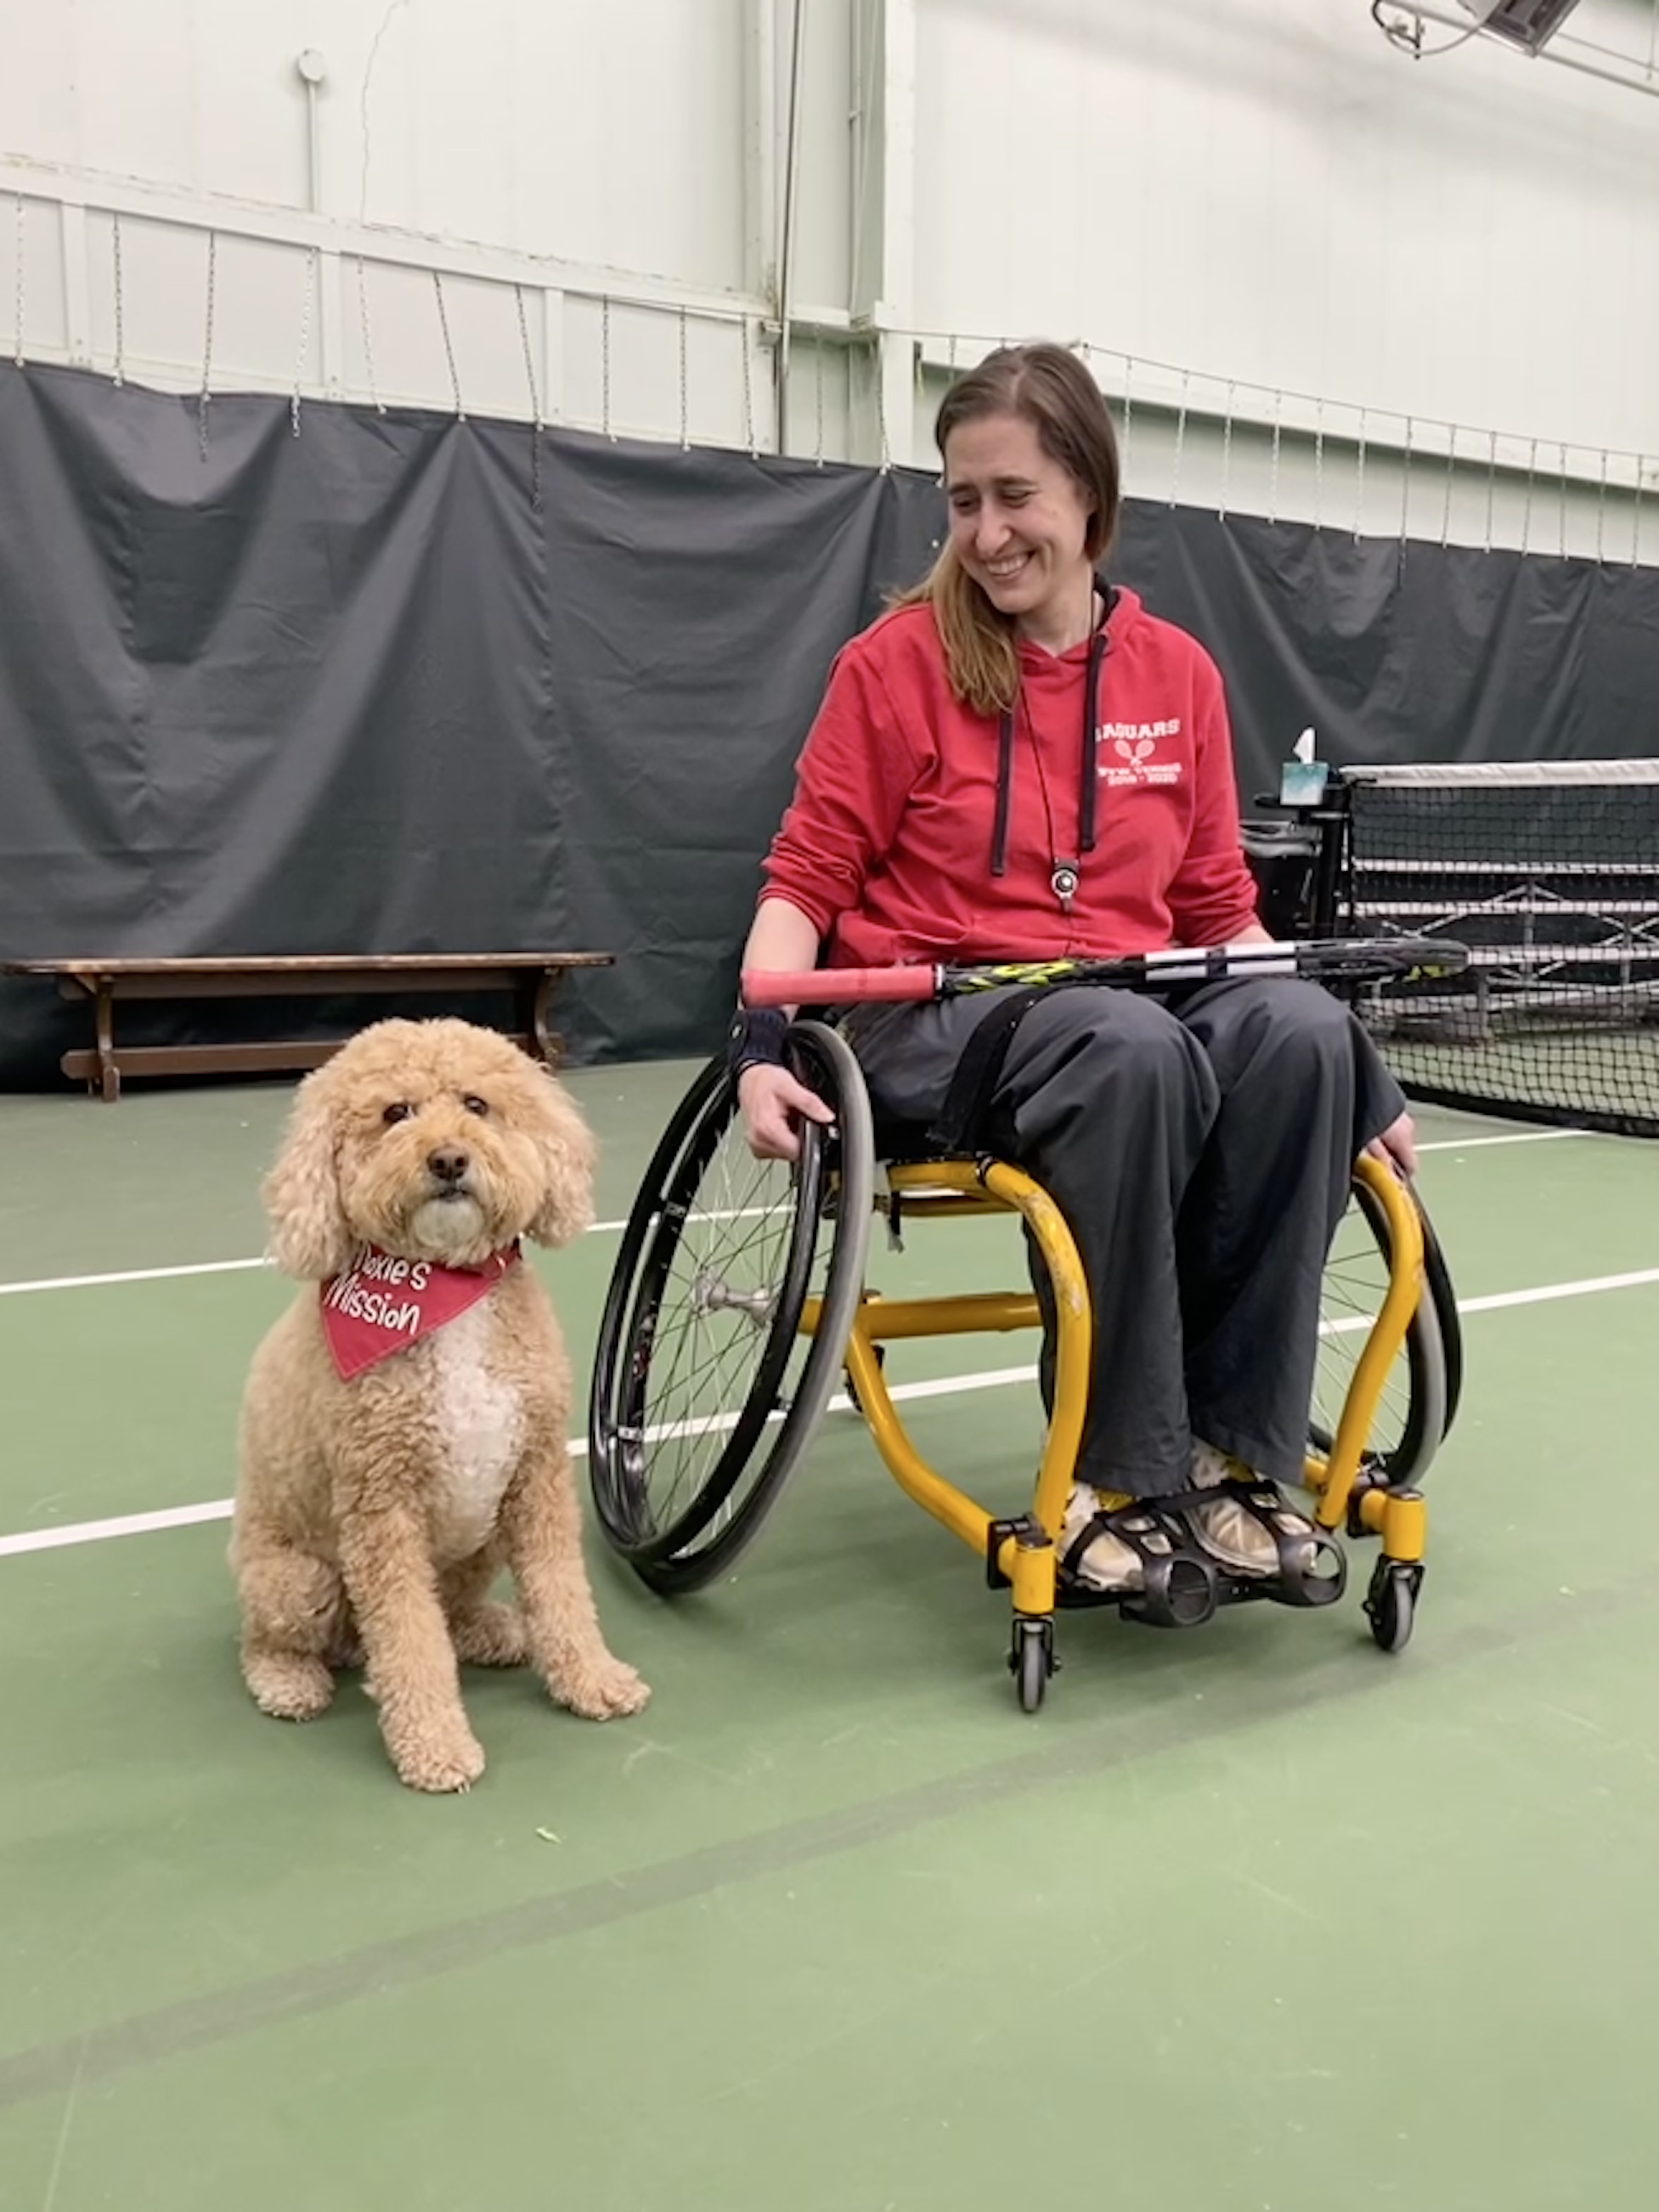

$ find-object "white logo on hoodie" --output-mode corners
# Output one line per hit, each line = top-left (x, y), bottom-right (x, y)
(1097, 719), (1184, 787)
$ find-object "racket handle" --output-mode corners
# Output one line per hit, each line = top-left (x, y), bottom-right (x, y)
(740, 964), (939, 1008)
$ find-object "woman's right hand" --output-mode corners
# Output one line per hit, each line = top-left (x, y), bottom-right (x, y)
(738, 1063), (836, 1161)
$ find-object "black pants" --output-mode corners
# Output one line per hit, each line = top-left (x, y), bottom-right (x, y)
(839, 978), (1407, 1497)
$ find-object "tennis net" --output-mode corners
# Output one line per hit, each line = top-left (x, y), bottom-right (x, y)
(1339, 759), (1659, 1138)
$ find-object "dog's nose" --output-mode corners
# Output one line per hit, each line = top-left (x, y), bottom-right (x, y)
(427, 1146), (471, 1185)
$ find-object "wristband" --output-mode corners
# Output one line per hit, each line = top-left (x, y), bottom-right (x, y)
(727, 1006), (790, 1077)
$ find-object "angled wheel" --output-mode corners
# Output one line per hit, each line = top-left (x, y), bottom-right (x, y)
(589, 1020), (873, 1596)
(1311, 1173), (1461, 1489)
(1364, 1559), (1423, 1655)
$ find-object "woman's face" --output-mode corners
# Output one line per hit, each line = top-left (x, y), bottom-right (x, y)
(943, 410), (1094, 633)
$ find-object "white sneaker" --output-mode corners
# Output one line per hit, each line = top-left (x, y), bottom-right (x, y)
(1060, 1482), (1187, 1594)
(1183, 1440), (1294, 1577)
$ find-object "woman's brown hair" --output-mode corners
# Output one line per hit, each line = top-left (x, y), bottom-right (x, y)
(893, 342), (1122, 715)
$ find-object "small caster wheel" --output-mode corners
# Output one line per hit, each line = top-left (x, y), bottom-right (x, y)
(1009, 1617), (1056, 1713)
(1364, 1559), (1423, 1655)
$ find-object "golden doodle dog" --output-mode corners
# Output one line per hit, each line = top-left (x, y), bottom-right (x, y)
(230, 1017), (648, 1793)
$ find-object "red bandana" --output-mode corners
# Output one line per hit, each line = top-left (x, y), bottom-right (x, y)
(319, 1242), (522, 1380)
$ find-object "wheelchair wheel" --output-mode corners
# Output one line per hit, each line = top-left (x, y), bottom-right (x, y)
(589, 1020), (873, 1596)
(1310, 1173), (1461, 1489)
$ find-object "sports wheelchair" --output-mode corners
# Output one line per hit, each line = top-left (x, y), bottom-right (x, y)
(587, 974), (1462, 1712)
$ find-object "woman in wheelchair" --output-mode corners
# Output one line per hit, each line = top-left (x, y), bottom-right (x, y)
(729, 341), (1418, 1620)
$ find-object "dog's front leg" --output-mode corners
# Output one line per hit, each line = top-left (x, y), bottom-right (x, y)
(500, 1438), (650, 1722)
(335, 1491), (487, 1792)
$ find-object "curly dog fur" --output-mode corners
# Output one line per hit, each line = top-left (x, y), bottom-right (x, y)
(230, 1017), (648, 1793)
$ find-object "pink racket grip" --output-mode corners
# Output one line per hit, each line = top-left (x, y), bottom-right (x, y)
(740, 965), (939, 1008)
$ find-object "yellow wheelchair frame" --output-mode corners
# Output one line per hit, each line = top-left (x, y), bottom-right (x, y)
(589, 1024), (1450, 1711)
(826, 1150), (1430, 1703)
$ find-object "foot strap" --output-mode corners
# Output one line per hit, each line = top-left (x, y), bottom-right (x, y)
(1059, 1502), (1218, 1630)
(1185, 1479), (1348, 1609)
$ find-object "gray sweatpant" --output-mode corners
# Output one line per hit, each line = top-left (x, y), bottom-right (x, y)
(838, 978), (1407, 1498)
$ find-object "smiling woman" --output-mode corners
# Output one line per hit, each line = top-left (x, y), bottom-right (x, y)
(726, 338), (1418, 1616)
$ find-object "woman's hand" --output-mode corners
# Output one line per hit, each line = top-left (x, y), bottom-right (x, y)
(738, 1063), (836, 1161)
(1367, 1108), (1419, 1179)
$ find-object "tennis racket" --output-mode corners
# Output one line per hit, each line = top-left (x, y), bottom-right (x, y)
(741, 935), (1469, 1009)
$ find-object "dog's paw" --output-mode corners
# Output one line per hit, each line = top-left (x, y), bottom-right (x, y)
(392, 1729), (488, 1795)
(557, 1657), (652, 1722)
(244, 1652), (336, 1721)
(450, 1601), (529, 1668)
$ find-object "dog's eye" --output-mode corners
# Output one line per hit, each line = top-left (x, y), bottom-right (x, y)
(382, 1102), (414, 1125)
(461, 1094), (490, 1119)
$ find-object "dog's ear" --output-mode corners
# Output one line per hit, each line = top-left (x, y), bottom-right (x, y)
(524, 1068), (597, 1249)
(262, 1065), (354, 1279)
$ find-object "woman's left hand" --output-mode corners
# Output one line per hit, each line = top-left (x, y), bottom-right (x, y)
(1367, 1109), (1418, 1178)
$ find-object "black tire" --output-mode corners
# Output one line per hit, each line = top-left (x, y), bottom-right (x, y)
(1310, 1174), (1456, 1489)
(589, 1020), (874, 1596)
(1011, 1620), (1053, 1713)
(1364, 1560), (1421, 1655)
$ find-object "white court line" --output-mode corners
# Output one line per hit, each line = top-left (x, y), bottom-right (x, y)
(1457, 1267), (1659, 1315)
(0, 1362), (1039, 1560)
(0, 1256), (273, 1297)
(0, 1144), (1613, 1299)
(1414, 1129), (1591, 1154)
(5, 1263), (1659, 1564)
(0, 1207), (773, 1299)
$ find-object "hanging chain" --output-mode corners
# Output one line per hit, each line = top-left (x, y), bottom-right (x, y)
(291, 247), (317, 437)
(602, 293), (616, 441)
(1521, 436), (1538, 555)
(812, 321), (825, 466)
(1268, 390), (1282, 524)
(1397, 414), (1414, 572)
(1557, 440), (1568, 558)
(1596, 447), (1608, 566)
(740, 312), (755, 455)
(1218, 379), (1234, 520)
(1353, 407), (1368, 541)
(13, 193), (24, 367)
(874, 333), (891, 472)
(356, 256), (384, 413)
(514, 282), (543, 509)
(110, 212), (125, 386)
(1633, 465), (1644, 568)
(1120, 354), (1134, 478)
(1169, 367), (1189, 508)
(1483, 427), (1497, 553)
(432, 270), (463, 418)
(513, 283), (542, 428)
(198, 229), (217, 458)
(1313, 396), (1325, 532)
(1440, 422), (1456, 548)
(678, 302), (689, 450)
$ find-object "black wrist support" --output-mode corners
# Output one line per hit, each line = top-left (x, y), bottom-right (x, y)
(727, 1006), (790, 1077)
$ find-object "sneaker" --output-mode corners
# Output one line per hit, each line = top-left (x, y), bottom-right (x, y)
(1182, 1440), (1296, 1577)
(1059, 1482), (1143, 1592)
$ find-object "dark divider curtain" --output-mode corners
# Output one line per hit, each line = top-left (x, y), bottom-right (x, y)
(2, 359), (1654, 1085)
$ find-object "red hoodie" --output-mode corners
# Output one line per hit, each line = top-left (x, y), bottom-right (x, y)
(761, 586), (1261, 969)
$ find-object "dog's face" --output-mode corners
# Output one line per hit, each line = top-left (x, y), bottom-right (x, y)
(262, 1019), (597, 1279)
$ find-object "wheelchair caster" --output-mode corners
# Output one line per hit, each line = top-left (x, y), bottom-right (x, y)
(1364, 1559), (1423, 1655)
(1009, 1617), (1057, 1713)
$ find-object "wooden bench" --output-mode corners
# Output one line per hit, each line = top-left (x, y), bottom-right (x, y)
(0, 953), (613, 1101)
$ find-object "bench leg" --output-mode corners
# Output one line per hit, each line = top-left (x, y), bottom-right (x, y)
(60, 977), (121, 1101)
(94, 980), (120, 1102)
(532, 970), (565, 1069)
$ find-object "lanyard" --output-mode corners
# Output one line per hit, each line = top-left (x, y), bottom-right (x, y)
(990, 590), (1114, 911)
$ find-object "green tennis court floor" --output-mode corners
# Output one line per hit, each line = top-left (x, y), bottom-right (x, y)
(2, 1066), (1657, 2212)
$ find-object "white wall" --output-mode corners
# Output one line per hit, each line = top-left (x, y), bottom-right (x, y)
(2, 0), (1657, 555)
